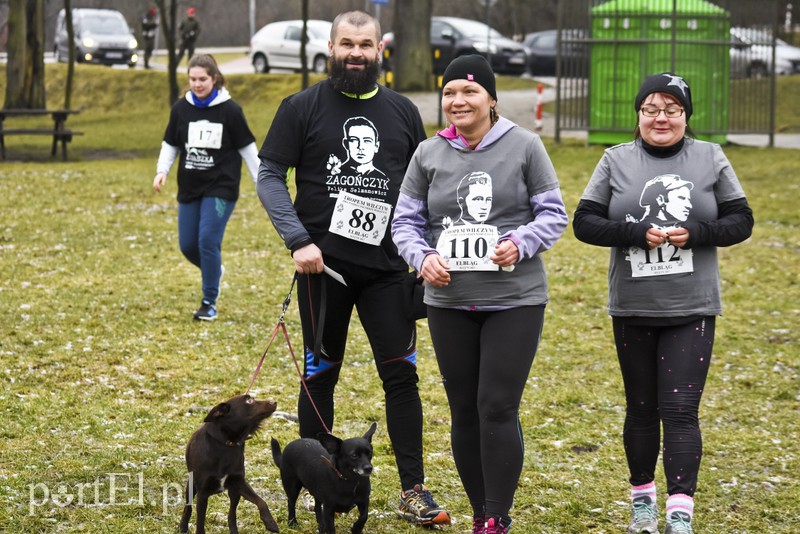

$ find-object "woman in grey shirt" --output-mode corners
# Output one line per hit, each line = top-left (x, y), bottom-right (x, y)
(392, 55), (567, 534)
(573, 73), (754, 534)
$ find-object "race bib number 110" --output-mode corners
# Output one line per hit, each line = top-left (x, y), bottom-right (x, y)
(435, 225), (499, 271)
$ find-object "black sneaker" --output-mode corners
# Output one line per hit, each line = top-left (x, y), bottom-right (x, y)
(397, 484), (451, 525)
(193, 301), (217, 321)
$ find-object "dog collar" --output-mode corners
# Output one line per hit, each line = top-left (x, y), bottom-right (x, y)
(320, 455), (345, 479)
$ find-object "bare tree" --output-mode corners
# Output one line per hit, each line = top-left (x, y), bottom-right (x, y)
(301, 0), (309, 89)
(154, 0), (180, 105)
(63, 0), (75, 109)
(4, 0), (46, 109)
(391, 0), (433, 92)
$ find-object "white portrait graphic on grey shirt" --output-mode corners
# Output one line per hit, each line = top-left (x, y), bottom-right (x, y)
(443, 171), (494, 229)
(628, 173), (694, 227)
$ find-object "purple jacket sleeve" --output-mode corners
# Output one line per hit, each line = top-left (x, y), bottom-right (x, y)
(500, 187), (568, 261)
(391, 193), (438, 272)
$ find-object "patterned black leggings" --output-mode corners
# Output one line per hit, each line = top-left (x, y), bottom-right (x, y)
(613, 316), (715, 497)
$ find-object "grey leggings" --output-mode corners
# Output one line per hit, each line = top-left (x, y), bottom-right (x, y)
(613, 316), (715, 497)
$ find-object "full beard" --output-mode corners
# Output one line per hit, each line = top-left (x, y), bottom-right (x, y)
(329, 56), (381, 95)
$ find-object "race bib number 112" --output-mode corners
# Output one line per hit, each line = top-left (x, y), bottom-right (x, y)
(629, 243), (694, 277)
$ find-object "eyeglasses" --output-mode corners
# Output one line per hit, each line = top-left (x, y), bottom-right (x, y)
(640, 106), (684, 118)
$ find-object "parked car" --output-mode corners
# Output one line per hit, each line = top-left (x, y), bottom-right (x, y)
(522, 29), (588, 77)
(382, 16), (527, 76)
(249, 19), (332, 74)
(54, 8), (138, 67)
(730, 27), (800, 78)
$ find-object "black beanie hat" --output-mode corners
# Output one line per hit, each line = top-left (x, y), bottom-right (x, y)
(441, 54), (497, 101)
(634, 72), (692, 121)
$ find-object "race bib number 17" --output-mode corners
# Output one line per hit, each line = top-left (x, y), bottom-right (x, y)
(187, 120), (223, 149)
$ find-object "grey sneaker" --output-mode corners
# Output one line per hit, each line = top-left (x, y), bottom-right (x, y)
(627, 496), (658, 534)
(664, 511), (694, 534)
(300, 488), (315, 512)
(397, 484), (451, 525)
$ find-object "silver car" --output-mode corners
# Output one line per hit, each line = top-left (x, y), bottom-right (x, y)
(54, 8), (138, 67)
(249, 19), (332, 74)
(730, 27), (800, 78)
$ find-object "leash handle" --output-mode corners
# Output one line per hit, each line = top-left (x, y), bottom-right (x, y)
(245, 272), (331, 435)
(244, 322), (279, 396)
(244, 274), (296, 396)
(284, 320), (331, 435)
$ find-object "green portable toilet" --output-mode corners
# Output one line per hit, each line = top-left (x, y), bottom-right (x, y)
(589, 0), (730, 145)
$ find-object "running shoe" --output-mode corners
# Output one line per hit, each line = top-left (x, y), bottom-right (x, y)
(485, 517), (512, 534)
(627, 495), (658, 533)
(472, 515), (486, 534)
(664, 511), (694, 534)
(300, 488), (315, 512)
(193, 300), (217, 321)
(397, 484), (451, 525)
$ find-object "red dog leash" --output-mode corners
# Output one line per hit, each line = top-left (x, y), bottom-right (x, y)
(245, 274), (331, 435)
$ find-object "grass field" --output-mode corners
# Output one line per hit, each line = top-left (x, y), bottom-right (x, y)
(0, 65), (798, 533)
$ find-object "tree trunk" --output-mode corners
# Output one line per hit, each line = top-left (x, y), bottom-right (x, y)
(392, 0), (433, 93)
(4, 0), (46, 109)
(64, 0), (75, 109)
(155, 0), (180, 105)
(301, 0), (309, 89)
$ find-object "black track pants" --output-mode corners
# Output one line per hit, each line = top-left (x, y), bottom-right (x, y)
(295, 259), (423, 490)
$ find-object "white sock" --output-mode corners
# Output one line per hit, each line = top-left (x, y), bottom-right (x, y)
(631, 481), (657, 505)
(666, 493), (694, 521)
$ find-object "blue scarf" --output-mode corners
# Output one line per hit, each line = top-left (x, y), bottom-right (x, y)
(192, 88), (219, 108)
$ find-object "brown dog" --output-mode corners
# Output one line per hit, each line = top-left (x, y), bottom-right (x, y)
(179, 394), (279, 534)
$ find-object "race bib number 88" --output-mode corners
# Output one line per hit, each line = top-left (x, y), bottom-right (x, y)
(329, 191), (391, 246)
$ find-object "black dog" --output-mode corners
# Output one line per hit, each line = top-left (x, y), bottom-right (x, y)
(271, 422), (377, 534)
(180, 394), (279, 534)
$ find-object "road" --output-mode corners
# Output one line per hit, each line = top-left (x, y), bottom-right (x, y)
(17, 48), (795, 149)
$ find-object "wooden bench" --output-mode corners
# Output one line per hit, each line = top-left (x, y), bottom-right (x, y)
(0, 109), (83, 161)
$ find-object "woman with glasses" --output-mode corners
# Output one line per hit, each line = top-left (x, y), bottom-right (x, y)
(572, 73), (753, 534)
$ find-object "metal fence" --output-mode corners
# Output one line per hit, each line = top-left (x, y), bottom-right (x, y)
(554, 0), (786, 145)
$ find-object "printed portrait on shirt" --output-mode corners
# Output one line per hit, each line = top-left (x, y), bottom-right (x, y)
(443, 171), (494, 228)
(627, 173), (694, 227)
(326, 116), (386, 178)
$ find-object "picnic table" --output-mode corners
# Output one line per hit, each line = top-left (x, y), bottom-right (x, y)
(0, 108), (83, 161)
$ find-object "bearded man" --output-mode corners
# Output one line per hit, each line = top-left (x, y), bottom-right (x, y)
(255, 10), (451, 529)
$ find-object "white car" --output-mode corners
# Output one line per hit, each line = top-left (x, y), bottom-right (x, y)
(730, 27), (800, 78)
(249, 19), (332, 74)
